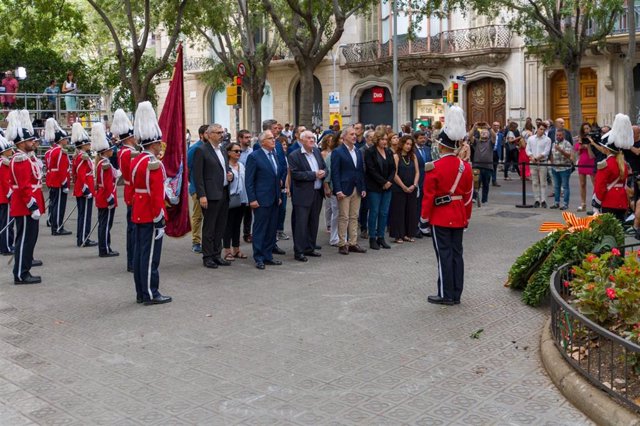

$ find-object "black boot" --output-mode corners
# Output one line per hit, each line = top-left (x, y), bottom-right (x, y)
(377, 238), (391, 249)
(369, 237), (380, 250)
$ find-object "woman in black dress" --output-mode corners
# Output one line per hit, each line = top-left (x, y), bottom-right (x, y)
(390, 135), (420, 243)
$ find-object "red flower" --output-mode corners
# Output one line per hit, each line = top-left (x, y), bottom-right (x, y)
(586, 254), (597, 262)
(570, 267), (577, 274)
(608, 274), (616, 282)
(611, 248), (621, 256)
(563, 280), (570, 288)
(606, 288), (617, 300)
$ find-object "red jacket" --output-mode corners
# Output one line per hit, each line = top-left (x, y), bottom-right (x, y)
(0, 157), (11, 204)
(131, 152), (166, 224)
(45, 144), (70, 189)
(72, 152), (95, 198)
(593, 155), (629, 210)
(421, 154), (473, 228)
(29, 154), (46, 214)
(95, 158), (118, 209)
(117, 145), (137, 206)
(9, 151), (45, 217)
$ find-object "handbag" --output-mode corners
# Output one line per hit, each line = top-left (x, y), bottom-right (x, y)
(229, 193), (241, 209)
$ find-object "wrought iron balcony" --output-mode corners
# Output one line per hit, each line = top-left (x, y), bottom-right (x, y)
(341, 25), (512, 67)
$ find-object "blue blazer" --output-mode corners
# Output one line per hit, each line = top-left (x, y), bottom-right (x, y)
(245, 149), (281, 207)
(415, 145), (430, 189)
(331, 144), (365, 196)
(253, 141), (287, 184)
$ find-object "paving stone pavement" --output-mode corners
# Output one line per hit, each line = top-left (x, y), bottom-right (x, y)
(0, 178), (596, 425)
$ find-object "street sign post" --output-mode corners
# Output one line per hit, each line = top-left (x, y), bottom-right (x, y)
(329, 92), (340, 112)
(237, 63), (246, 77)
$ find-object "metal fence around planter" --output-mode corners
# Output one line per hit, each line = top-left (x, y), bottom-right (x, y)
(550, 247), (640, 414)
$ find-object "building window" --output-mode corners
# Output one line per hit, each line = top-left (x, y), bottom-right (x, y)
(361, 5), (380, 41)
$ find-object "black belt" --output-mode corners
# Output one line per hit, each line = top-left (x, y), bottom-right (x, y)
(434, 195), (462, 206)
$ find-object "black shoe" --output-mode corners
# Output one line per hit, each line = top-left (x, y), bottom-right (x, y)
(314, 245), (322, 250)
(31, 259), (43, 267)
(127, 267), (134, 273)
(14, 274), (41, 285)
(415, 232), (423, 239)
(203, 259), (218, 269)
(143, 295), (172, 305)
(541, 201), (548, 208)
(264, 259), (282, 266)
(492, 182), (501, 187)
(52, 229), (72, 236)
(256, 262), (265, 270)
(377, 238), (391, 249)
(304, 251), (321, 257)
(294, 254), (308, 262)
(427, 295), (454, 305)
(272, 246), (286, 255)
(99, 251), (120, 258)
(369, 238), (380, 250)
(136, 297), (143, 304)
(213, 256), (231, 266)
(549, 204), (559, 209)
(533, 201), (540, 208)
(81, 240), (98, 247)
(454, 300), (461, 305)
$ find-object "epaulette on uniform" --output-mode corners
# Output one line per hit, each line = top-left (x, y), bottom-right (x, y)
(148, 159), (160, 171)
(597, 160), (608, 170)
(425, 161), (435, 172)
(130, 150), (139, 157)
(101, 162), (111, 171)
(12, 153), (27, 163)
(1, 158), (10, 166)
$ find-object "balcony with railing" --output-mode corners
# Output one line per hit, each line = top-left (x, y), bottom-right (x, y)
(341, 25), (512, 70)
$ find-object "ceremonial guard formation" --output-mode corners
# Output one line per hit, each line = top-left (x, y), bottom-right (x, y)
(0, 131), (15, 256)
(71, 122), (97, 247)
(43, 117), (71, 236)
(113, 109), (137, 272)
(592, 113), (633, 222)
(92, 122), (120, 257)
(6, 110), (44, 284)
(130, 101), (172, 305)
(420, 106), (473, 305)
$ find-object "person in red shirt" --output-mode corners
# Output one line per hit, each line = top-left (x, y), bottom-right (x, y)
(131, 101), (171, 305)
(420, 106), (473, 305)
(112, 108), (137, 271)
(6, 110), (43, 284)
(70, 122), (98, 247)
(592, 113), (633, 223)
(43, 118), (72, 236)
(0, 131), (15, 255)
(91, 122), (120, 258)
(1, 71), (19, 109)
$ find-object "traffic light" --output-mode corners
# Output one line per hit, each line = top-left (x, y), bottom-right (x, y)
(452, 82), (459, 103)
(442, 90), (448, 103)
(226, 80), (242, 106)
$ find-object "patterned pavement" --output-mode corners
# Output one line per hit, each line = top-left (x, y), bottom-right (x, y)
(0, 178), (593, 425)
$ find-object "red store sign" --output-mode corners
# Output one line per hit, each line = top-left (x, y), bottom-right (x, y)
(372, 87), (385, 103)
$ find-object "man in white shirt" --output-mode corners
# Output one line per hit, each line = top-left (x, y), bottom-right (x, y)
(526, 123), (552, 207)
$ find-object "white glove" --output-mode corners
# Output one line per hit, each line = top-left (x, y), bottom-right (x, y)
(31, 209), (41, 220)
(62, 187), (69, 194)
(154, 227), (165, 240)
(114, 169), (122, 179)
(86, 193), (93, 199)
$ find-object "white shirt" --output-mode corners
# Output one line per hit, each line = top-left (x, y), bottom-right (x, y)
(347, 144), (358, 167)
(526, 134), (551, 160)
(262, 147), (278, 174)
(212, 144), (228, 187)
(302, 147), (322, 189)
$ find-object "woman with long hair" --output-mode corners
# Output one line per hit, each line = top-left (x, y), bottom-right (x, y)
(322, 131), (342, 246)
(389, 135), (420, 243)
(574, 122), (596, 212)
(62, 70), (77, 111)
(519, 121), (534, 179)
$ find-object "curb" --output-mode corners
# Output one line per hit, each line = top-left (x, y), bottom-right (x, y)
(540, 318), (640, 426)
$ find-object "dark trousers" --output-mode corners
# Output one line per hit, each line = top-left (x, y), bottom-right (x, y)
(0, 203), (14, 253)
(13, 216), (39, 280)
(358, 195), (369, 231)
(389, 191), (418, 239)
(415, 186), (424, 234)
(133, 223), (163, 302)
(479, 168), (492, 203)
(98, 207), (115, 255)
(291, 189), (324, 255)
(126, 206), (134, 270)
(201, 194), (229, 261)
(492, 151), (499, 184)
(277, 191), (287, 232)
(601, 207), (627, 223)
(49, 187), (68, 233)
(252, 204), (279, 263)
(431, 225), (464, 302)
(76, 196), (93, 246)
(504, 149), (519, 177)
(224, 205), (247, 249)
(242, 206), (253, 236)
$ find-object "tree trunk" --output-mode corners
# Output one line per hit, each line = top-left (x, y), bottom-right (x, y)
(565, 65), (582, 136)
(626, 1), (637, 120)
(249, 82), (263, 134)
(298, 65), (315, 128)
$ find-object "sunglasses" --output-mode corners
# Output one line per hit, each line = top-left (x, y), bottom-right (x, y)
(231, 150), (241, 153)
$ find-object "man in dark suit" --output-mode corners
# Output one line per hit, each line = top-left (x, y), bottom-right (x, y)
(193, 124), (233, 269)
(288, 130), (326, 261)
(245, 130), (283, 269)
(331, 125), (367, 255)
(414, 131), (430, 238)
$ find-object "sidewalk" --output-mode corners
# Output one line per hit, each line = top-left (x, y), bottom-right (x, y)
(0, 177), (593, 425)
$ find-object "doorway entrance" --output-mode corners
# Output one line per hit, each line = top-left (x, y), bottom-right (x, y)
(466, 78), (506, 126)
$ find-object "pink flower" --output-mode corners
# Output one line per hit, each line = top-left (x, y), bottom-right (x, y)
(563, 280), (570, 288)
(606, 288), (617, 300)
(611, 248), (621, 256)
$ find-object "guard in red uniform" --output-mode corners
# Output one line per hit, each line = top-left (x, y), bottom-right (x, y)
(420, 106), (473, 305)
(71, 122), (98, 247)
(43, 118), (72, 236)
(92, 122), (120, 257)
(592, 113), (633, 222)
(112, 109), (137, 271)
(0, 131), (15, 255)
(131, 101), (172, 305)
(6, 111), (43, 284)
